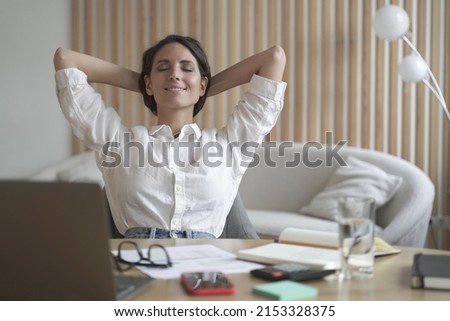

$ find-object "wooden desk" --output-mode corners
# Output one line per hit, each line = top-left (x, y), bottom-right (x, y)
(110, 239), (450, 301)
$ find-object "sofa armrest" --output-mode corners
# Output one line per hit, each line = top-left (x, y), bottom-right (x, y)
(349, 149), (435, 247)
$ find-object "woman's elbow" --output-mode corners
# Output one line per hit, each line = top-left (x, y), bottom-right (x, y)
(258, 45), (286, 82)
(270, 45), (286, 66)
(53, 47), (75, 71)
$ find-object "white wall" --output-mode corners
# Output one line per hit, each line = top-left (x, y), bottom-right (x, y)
(0, 0), (72, 178)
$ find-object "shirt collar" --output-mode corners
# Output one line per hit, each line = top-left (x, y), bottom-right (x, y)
(148, 123), (201, 140)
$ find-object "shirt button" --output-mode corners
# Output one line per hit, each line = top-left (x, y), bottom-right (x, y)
(175, 186), (181, 192)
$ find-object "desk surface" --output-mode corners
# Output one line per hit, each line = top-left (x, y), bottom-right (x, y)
(110, 239), (450, 301)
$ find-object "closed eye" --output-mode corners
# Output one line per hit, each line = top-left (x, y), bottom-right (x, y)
(154, 59), (197, 72)
(156, 66), (193, 72)
(180, 61), (196, 72)
(156, 64), (170, 72)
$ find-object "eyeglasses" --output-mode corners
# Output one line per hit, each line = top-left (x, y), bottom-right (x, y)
(111, 241), (172, 271)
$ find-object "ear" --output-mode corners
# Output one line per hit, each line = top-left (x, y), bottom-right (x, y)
(199, 76), (208, 97)
(144, 75), (153, 96)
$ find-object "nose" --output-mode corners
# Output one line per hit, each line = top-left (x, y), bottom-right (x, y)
(169, 67), (181, 81)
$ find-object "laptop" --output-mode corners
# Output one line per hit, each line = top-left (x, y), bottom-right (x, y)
(0, 181), (152, 300)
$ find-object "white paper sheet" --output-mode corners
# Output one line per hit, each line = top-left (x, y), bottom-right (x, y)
(112, 244), (264, 279)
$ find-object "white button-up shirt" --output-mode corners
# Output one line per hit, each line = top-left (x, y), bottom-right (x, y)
(55, 68), (286, 236)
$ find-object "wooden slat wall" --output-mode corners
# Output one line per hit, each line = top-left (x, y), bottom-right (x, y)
(71, 0), (450, 248)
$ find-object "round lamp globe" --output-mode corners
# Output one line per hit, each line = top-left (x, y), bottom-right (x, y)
(399, 55), (428, 83)
(373, 5), (410, 41)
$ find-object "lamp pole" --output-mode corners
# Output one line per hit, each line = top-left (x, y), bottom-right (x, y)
(399, 35), (450, 125)
(373, 4), (449, 125)
(373, 4), (450, 247)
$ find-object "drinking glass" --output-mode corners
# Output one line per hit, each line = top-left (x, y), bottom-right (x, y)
(338, 196), (376, 280)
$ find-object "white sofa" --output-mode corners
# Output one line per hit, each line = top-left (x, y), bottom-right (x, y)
(31, 142), (434, 247)
(239, 142), (434, 247)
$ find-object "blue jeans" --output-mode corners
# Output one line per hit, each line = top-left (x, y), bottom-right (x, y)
(124, 227), (216, 239)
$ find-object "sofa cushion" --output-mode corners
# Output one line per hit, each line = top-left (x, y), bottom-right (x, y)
(299, 156), (402, 222)
(56, 152), (104, 186)
(247, 209), (383, 239)
(247, 209), (339, 238)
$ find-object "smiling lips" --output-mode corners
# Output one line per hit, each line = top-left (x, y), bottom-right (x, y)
(165, 86), (186, 92)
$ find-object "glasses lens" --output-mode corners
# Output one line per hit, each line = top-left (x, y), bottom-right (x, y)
(112, 255), (132, 272)
(118, 242), (142, 264)
(148, 245), (170, 266)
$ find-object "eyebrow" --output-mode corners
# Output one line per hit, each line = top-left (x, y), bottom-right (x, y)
(155, 59), (195, 65)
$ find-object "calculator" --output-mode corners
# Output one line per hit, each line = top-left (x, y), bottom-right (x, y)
(250, 263), (336, 281)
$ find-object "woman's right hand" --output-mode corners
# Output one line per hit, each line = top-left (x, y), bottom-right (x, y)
(53, 48), (140, 92)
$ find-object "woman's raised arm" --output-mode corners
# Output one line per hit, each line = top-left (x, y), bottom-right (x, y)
(53, 47), (140, 93)
(207, 45), (286, 97)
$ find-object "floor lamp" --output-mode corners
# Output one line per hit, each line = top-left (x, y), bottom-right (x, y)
(373, 4), (450, 245)
(373, 4), (449, 123)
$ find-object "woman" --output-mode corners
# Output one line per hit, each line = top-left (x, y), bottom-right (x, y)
(54, 34), (286, 239)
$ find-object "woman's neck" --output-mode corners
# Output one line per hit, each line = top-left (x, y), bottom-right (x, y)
(157, 109), (194, 136)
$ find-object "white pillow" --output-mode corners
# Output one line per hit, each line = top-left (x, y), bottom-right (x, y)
(57, 157), (104, 186)
(299, 156), (402, 221)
